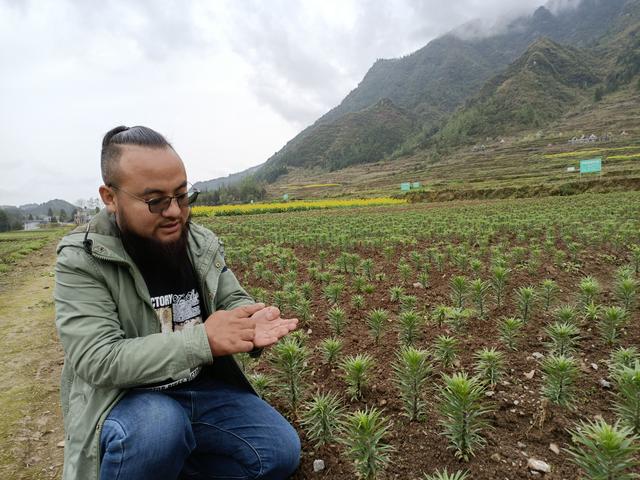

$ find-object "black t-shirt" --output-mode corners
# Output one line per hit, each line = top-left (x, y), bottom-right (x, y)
(137, 257), (206, 390)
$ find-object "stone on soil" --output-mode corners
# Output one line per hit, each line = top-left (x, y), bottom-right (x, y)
(313, 459), (325, 472)
(527, 458), (551, 473)
(599, 378), (612, 389)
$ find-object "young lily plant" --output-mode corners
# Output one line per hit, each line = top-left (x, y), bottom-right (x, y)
(393, 346), (432, 421)
(438, 372), (494, 461)
(269, 336), (310, 415)
(341, 353), (375, 401)
(300, 391), (345, 448)
(341, 407), (395, 480)
(566, 418), (639, 480)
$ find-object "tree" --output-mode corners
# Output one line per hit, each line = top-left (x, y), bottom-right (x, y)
(594, 86), (604, 102)
(47, 207), (54, 219)
(0, 209), (9, 232)
(59, 209), (68, 222)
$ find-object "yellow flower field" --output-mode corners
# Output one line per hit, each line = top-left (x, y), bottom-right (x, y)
(191, 197), (406, 217)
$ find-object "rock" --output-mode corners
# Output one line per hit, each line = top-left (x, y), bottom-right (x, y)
(549, 443), (560, 455)
(527, 458), (551, 473)
(524, 369), (536, 380)
(313, 459), (325, 473)
(514, 400), (520, 406)
(491, 453), (502, 462)
(379, 399), (387, 406)
(517, 441), (527, 449)
(590, 363), (598, 371)
(485, 390), (495, 397)
(57, 440), (65, 448)
(413, 282), (424, 289)
(599, 379), (612, 389)
(307, 328), (312, 335)
(532, 352), (544, 360)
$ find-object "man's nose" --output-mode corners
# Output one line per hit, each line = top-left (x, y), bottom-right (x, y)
(162, 197), (182, 217)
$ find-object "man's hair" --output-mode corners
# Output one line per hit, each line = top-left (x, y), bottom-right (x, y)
(101, 125), (173, 185)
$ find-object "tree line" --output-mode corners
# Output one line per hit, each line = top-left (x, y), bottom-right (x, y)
(195, 176), (267, 206)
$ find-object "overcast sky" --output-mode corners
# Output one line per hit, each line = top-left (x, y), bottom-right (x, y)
(0, 0), (553, 206)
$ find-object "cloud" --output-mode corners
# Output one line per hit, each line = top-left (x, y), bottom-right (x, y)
(546, 0), (583, 14)
(0, 0), (556, 205)
(219, 0), (547, 126)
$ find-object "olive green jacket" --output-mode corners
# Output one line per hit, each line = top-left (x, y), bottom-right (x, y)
(54, 210), (254, 480)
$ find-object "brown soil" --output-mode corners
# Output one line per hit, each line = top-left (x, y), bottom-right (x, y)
(3, 231), (638, 479)
(234, 238), (640, 479)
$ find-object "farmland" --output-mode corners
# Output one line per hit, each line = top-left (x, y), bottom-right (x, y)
(0, 229), (66, 276)
(198, 190), (640, 479)
(1, 192), (640, 479)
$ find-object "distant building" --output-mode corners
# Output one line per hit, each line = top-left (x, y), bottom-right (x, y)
(24, 221), (45, 231)
(74, 208), (94, 225)
(568, 133), (602, 145)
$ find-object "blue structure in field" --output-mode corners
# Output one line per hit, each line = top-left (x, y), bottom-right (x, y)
(579, 157), (602, 174)
(400, 182), (422, 191)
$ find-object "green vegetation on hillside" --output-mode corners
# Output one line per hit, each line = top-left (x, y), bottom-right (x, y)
(196, 175), (267, 205)
(199, 0), (640, 203)
(434, 38), (599, 146)
(259, 99), (415, 177)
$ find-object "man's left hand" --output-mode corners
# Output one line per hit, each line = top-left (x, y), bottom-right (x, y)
(250, 306), (298, 348)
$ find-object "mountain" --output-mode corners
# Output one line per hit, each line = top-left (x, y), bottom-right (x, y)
(320, 0), (627, 126)
(435, 38), (600, 144)
(258, 99), (415, 179)
(19, 199), (77, 218)
(198, 0), (636, 189)
(194, 163), (263, 192)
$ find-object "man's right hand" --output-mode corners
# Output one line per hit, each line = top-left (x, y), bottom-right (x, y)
(204, 303), (298, 356)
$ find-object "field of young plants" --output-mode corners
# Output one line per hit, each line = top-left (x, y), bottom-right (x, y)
(198, 191), (640, 479)
(0, 229), (66, 275)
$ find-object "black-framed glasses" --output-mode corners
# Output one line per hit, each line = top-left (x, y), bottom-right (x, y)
(110, 183), (199, 214)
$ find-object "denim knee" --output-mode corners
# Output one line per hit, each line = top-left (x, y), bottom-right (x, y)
(260, 418), (301, 479)
(100, 392), (195, 476)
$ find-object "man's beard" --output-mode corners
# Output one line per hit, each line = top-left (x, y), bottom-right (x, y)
(117, 212), (190, 273)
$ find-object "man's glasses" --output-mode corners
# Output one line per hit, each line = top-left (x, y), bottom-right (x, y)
(110, 184), (200, 214)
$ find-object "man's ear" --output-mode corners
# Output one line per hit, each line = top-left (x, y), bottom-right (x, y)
(99, 185), (117, 214)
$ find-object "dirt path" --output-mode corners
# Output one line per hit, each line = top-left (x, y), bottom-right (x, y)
(0, 240), (65, 480)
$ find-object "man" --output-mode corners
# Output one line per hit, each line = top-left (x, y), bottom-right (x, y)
(54, 125), (300, 480)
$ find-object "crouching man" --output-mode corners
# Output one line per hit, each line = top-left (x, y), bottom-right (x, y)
(55, 125), (300, 479)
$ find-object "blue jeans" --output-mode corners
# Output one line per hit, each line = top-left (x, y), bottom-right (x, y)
(99, 374), (300, 480)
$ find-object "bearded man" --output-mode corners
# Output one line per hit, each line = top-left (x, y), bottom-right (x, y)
(54, 126), (300, 480)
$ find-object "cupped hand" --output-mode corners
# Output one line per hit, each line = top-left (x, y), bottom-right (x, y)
(204, 303), (298, 356)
